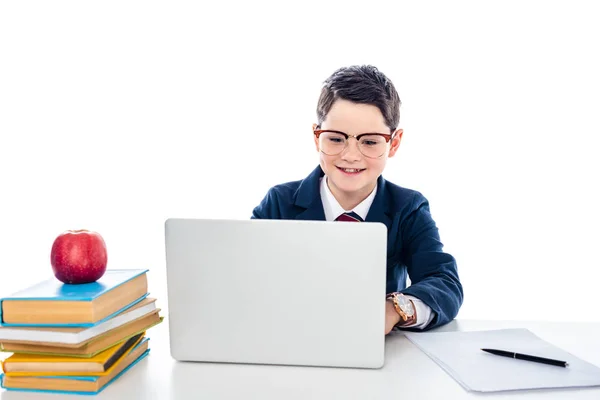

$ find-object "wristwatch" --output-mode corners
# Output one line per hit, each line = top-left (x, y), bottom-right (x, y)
(386, 292), (416, 325)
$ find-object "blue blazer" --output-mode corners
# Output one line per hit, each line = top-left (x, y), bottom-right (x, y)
(252, 165), (463, 330)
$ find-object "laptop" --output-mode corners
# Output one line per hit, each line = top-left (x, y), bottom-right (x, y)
(164, 218), (387, 369)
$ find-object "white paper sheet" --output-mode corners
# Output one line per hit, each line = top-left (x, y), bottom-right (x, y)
(404, 328), (600, 392)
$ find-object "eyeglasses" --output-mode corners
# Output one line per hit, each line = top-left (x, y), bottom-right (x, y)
(313, 129), (394, 159)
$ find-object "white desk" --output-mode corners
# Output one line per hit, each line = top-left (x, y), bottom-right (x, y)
(2, 319), (599, 399)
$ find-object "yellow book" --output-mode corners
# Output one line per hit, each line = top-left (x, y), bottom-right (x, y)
(2, 333), (145, 376)
(0, 340), (150, 394)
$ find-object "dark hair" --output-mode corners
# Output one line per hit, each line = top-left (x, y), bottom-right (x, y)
(316, 65), (401, 132)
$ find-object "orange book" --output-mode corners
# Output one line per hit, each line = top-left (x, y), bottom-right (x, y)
(0, 297), (158, 346)
(0, 269), (148, 326)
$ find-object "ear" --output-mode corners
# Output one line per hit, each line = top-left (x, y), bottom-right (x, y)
(388, 129), (403, 158)
(312, 123), (320, 152)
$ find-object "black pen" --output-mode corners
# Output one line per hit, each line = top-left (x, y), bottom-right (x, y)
(481, 348), (569, 367)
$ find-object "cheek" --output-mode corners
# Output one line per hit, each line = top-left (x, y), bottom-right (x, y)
(319, 153), (337, 168)
(366, 157), (387, 173)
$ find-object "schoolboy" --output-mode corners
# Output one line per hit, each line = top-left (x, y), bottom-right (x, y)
(252, 65), (463, 333)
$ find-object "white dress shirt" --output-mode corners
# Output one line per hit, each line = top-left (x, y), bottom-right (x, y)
(319, 176), (434, 330)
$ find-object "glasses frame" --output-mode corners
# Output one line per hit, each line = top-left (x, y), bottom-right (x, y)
(313, 128), (395, 159)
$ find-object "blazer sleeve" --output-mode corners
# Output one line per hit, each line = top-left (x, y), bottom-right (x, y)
(251, 187), (281, 219)
(399, 198), (464, 330)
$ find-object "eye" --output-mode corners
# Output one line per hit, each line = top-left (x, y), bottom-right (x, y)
(360, 135), (385, 146)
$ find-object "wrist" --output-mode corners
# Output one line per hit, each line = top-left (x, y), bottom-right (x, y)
(386, 299), (402, 325)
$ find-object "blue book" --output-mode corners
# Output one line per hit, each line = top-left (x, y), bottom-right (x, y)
(0, 269), (149, 327)
(0, 339), (151, 395)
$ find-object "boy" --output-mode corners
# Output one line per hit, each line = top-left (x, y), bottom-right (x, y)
(252, 65), (463, 333)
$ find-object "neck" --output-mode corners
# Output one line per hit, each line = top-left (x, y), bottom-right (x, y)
(327, 178), (376, 211)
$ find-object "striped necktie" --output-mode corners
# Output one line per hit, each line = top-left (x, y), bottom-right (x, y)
(335, 212), (364, 222)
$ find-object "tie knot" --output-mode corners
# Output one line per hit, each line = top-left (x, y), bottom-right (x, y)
(335, 212), (363, 222)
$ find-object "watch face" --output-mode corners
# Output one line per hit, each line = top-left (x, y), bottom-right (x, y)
(396, 294), (415, 317)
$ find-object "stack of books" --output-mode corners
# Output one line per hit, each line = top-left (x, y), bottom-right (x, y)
(0, 269), (162, 395)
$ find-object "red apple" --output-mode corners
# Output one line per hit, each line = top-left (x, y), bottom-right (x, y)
(50, 230), (108, 284)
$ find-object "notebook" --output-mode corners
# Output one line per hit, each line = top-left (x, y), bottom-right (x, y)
(0, 269), (149, 327)
(404, 328), (600, 392)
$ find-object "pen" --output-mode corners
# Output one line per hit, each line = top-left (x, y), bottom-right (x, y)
(481, 348), (568, 367)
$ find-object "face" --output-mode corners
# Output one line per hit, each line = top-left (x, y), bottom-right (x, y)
(313, 99), (402, 201)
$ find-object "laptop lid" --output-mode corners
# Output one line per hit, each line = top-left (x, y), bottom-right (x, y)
(165, 218), (387, 369)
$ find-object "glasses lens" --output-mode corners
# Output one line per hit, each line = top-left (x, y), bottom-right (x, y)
(358, 135), (387, 158)
(319, 132), (347, 155)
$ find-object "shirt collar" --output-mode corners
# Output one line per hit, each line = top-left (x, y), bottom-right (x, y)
(319, 176), (377, 221)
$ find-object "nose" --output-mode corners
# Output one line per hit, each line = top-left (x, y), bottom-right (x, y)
(340, 137), (362, 161)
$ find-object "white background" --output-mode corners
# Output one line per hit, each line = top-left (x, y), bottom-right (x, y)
(1, 1), (598, 323)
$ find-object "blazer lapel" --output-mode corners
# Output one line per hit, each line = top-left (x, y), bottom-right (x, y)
(296, 203), (326, 220)
(294, 165), (326, 221)
(365, 175), (393, 230)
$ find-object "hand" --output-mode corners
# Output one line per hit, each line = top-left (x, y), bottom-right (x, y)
(385, 299), (401, 335)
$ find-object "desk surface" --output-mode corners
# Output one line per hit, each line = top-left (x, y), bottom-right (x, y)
(1, 319), (599, 399)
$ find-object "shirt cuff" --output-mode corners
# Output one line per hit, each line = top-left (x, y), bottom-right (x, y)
(402, 295), (435, 329)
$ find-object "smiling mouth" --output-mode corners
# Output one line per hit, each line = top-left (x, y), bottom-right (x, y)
(336, 166), (366, 174)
